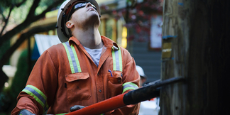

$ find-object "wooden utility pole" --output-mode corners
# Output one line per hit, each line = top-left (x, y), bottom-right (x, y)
(161, 0), (229, 115)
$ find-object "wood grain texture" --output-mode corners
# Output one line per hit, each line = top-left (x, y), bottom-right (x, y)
(160, 0), (230, 115)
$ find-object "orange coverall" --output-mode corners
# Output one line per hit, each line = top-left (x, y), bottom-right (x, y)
(12, 36), (140, 115)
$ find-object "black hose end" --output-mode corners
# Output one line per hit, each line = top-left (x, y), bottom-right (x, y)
(123, 87), (161, 105)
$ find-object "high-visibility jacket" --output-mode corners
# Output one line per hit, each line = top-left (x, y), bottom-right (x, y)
(12, 36), (140, 115)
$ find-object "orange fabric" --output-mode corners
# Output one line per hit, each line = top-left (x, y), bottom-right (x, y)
(12, 36), (140, 115)
(66, 72), (90, 82)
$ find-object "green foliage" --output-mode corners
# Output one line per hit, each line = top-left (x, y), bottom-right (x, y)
(0, 0), (60, 25)
(0, 49), (29, 113)
(9, 49), (30, 100)
(0, 0), (24, 8)
(36, 0), (58, 15)
(8, 0), (33, 24)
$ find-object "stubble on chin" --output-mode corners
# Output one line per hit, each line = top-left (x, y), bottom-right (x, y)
(79, 14), (100, 30)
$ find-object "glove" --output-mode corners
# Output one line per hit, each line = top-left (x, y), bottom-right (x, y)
(70, 105), (85, 112)
(18, 109), (35, 115)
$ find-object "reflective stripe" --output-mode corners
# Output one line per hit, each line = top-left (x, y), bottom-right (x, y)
(24, 87), (46, 105)
(118, 49), (122, 71)
(112, 47), (122, 71)
(62, 41), (81, 73)
(122, 82), (138, 93)
(71, 44), (81, 72)
(22, 85), (48, 112)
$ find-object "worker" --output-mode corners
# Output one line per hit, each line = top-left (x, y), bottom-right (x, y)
(11, 0), (140, 114)
(136, 65), (160, 115)
(136, 65), (147, 86)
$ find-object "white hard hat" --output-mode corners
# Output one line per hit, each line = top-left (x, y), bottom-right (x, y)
(56, 0), (100, 42)
(136, 65), (146, 78)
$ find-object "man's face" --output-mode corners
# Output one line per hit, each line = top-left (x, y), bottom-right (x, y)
(69, 2), (100, 27)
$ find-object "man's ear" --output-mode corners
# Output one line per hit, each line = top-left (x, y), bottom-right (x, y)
(66, 21), (74, 29)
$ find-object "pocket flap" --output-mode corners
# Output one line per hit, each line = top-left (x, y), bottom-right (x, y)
(108, 71), (123, 84)
(66, 73), (89, 82)
(113, 71), (122, 78)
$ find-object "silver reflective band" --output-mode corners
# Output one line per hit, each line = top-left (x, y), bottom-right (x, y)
(122, 82), (138, 93)
(112, 46), (122, 71)
(22, 85), (48, 112)
(62, 41), (82, 73)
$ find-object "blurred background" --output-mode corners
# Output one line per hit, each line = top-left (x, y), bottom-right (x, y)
(1, 0), (230, 115)
(0, 0), (163, 114)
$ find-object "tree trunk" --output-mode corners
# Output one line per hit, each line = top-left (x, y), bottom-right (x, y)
(0, 22), (56, 91)
(161, 0), (229, 115)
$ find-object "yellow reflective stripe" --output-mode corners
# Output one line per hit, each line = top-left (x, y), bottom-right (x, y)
(22, 89), (46, 111)
(118, 48), (122, 71)
(123, 82), (138, 87)
(122, 87), (137, 93)
(23, 85), (49, 112)
(26, 85), (47, 100)
(122, 82), (138, 93)
(70, 44), (81, 72)
(112, 47), (122, 71)
(112, 50), (116, 71)
(62, 43), (75, 73)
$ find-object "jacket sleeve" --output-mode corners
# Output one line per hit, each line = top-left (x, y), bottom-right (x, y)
(110, 49), (140, 115)
(11, 50), (58, 115)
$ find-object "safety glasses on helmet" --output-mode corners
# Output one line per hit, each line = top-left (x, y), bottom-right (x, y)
(67, 2), (97, 20)
(74, 2), (97, 11)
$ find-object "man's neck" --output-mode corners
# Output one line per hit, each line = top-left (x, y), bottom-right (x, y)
(72, 26), (103, 49)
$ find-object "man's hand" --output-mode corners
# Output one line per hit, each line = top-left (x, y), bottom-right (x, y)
(18, 109), (35, 115)
(70, 105), (85, 112)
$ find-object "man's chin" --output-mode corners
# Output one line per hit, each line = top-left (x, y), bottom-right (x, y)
(87, 14), (100, 25)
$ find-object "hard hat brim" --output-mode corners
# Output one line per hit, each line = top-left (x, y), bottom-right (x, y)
(57, 0), (100, 42)
(140, 75), (147, 78)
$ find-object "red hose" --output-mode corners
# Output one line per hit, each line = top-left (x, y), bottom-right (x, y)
(66, 93), (126, 115)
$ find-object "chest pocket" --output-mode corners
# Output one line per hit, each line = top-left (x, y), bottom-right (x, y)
(62, 41), (91, 103)
(65, 72), (91, 101)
